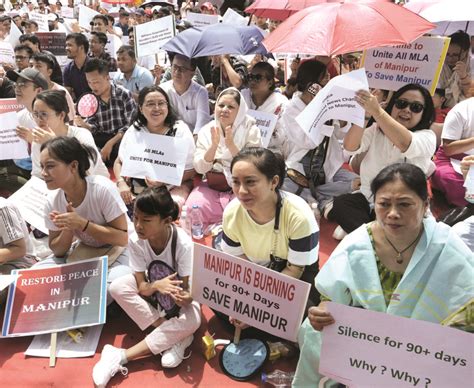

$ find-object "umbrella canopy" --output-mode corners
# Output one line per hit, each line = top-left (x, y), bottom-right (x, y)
(263, 1), (436, 56)
(139, 1), (174, 8)
(162, 24), (268, 58)
(245, 0), (326, 21)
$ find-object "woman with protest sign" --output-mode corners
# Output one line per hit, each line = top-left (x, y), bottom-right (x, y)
(218, 147), (319, 350)
(93, 186), (200, 387)
(114, 86), (196, 211)
(185, 87), (261, 228)
(327, 83), (436, 238)
(35, 136), (132, 300)
(293, 163), (473, 387)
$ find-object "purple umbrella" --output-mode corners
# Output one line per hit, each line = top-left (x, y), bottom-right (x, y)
(162, 24), (268, 58)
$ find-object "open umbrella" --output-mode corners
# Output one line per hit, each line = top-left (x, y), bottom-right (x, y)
(244, 0), (326, 21)
(263, 1), (436, 56)
(139, 1), (174, 8)
(162, 24), (268, 58)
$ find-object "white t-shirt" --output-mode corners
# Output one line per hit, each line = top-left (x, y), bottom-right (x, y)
(45, 175), (127, 247)
(18, 108), (36, 128)
(441, 98), (474, 154)
(31, 125), (109, 179)
(160, 80), (211, 134)
(128, 226), (193, 278)
(0, 198), (35, 258)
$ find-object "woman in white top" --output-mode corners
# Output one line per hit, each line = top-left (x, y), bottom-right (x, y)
(29, 90), (109, 179)
(114, 86), (196, 210)
(185, 87), (262, 227)
(240, 61), (288, 156)
(93, 187), (200, 387)
(327, 83), (437, 234)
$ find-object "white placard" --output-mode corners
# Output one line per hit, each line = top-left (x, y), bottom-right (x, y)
(320, 302), (473, 388)
(104, 34), (122, 59)
(0, 275), (17, 292)
(28, 12), (49, 32)
(120, 132), (190, 186)
(61, 6), (75, 19)
(221, 7), (247, 26)
(0, 41), (14, 64)
(360, 36), (450, 95)
(78, 4), (100, 30)
(296, 69), (368, 145)
(25, 324), (103, 358)
(7, 176), (55, 235)
(247, 109), (277, 149)
(186, 12), (219, 28)
(8, 21), (22, 47)
(134, 16), (175, 58)
(0, 112), (29, 160)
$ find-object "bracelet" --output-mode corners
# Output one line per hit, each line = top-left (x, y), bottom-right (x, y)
(82, 220), (90, 232)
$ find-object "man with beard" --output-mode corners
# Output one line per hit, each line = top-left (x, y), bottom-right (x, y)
(63, 33), (91, 101)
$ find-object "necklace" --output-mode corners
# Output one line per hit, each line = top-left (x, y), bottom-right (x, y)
(383, 227), (423, 264)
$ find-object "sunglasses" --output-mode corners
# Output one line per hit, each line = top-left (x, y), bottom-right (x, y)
(248, 73), (266, 82)
(394, 99), (424, 114)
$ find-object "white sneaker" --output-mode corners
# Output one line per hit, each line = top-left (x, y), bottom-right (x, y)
(332, 225), (347, 241)
(161, 335), (194, 368)
(93, 344), (128, 388)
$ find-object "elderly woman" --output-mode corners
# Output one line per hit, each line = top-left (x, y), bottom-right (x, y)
(328, 83), (437, 238)
(114, 86), (195, 210)
(293, 163), (474, 387)
(185, 87), (261, 227)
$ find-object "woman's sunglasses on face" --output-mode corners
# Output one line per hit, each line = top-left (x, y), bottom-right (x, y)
(394, 99), (424, 114)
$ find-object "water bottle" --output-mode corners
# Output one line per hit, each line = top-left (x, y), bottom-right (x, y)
(190, 205), (204, 240)
(179, 205), (191, 235)
(261, 370), (295, 387)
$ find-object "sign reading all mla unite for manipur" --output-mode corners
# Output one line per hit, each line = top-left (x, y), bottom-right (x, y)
(191, 244), (310, 342)
(134, 16), (175, 58)
(2, 257), (107, 337)
(119, 131), (191, 186)
(360, 36), (450, 95)
(319, 303), (473, 388)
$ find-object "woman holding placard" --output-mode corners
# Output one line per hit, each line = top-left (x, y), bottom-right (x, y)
(293, 163), (473, 387)
(114, 86), (195, 210)
(185, 87), (261, 228)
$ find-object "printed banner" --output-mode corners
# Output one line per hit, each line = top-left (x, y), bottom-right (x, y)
(0, 112), (29, 161)
(35, 32), (67, 56)
(296, 69), (368, 145)
(186, 12), (219, 28)
(8, 176), (56, 234)
(120, 131), (191, 186)
(191, 244), (310, 342)
(134, 16), (175, 58)
(2, 257), (108, 337)
(247, 109), (277, 149)
(0, 98), (23, 115)
(360, 36), (450, 95)
(320, 303), (473, 388)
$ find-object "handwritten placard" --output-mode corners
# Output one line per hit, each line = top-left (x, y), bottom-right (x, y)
(320, 302), (473, 387)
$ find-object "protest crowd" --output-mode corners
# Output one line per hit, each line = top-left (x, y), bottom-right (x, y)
(0, 0), (473, 387)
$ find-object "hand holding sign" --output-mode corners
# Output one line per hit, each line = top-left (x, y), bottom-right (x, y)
(354, 89), (383, 118)
(308, 302), (335, 332)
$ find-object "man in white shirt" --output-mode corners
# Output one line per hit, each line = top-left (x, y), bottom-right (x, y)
(160, 54), (211, 134)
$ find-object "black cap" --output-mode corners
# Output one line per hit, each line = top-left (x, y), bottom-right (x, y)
(10, 68), (49, 90)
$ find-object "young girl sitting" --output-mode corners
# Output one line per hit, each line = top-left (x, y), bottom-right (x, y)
(93, 186), (201, 388)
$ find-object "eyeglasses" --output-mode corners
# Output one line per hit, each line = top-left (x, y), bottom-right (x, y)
(15, 55), (29, 61)
(32, 111), (51, 120)
(143, 101), (168, 109)
(14, 81), (32, 89)
(171, 64), (193, 73)
(248, 73), (266, 82)
(394, 99), (424, 114)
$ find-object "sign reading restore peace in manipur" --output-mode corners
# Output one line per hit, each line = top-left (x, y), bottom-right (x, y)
(191, 244), (310, 341)
(2, 257), (107, 337)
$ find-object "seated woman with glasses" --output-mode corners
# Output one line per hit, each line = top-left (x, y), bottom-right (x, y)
(114, 86), (196, 211)
(240, 61), (288, 156)
(326, 83), (437, 237)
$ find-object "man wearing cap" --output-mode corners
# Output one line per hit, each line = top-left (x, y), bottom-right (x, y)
(133, 8), (146, 25)
(115, 11), (130, 37)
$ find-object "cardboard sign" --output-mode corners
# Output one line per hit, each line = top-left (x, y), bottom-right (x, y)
(120, 131), (191, 186)
(320, 303), (473, 388)
(0, 112), (29, 161)
(191, 244), (310, 342)
(78, 4), (100, 30)
(134, 16), (175, 58)
(247, 109), (277, 149)
(2, 257), (107, 337)
(296, 69), (368, 145)
(186, 12), (219, 28)
(36, 32), (67, 56)
(28, 12), (50, 32)
(360, 36), (450, 95)
(0, 41), (15, 64)
(7, 176), (56, 235)
(0, 99), (23, 115)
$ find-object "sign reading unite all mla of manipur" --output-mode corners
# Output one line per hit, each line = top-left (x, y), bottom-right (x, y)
(361, 36), (450, 95)
(2, 257), (107, 337)
(191, 244), (310, 342)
